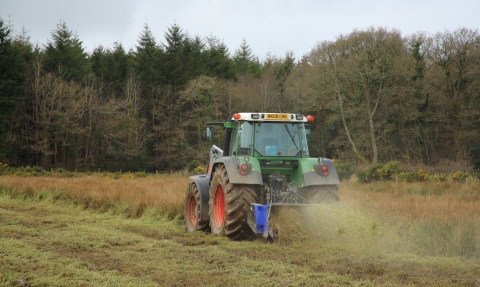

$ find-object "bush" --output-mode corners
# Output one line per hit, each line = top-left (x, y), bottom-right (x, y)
(377, 161), (402, 181)
(398, 171), (418, 182)
(432, 173), (448, 182)
(355, 169), (368, 183)
(417, 169), (430, 181)
(355, 165), (382, 183)
(134, 171), (147, 178)
(187, 160), (201, 172)
(397, 170), (430, 182)
(11, 166), (48, 177)
(451, 171), (470, 182)
(355, 161), (402, 183)
(335, 162), (357, 181)
(193, 165), (206, 174)
(53, 168), (76, 177)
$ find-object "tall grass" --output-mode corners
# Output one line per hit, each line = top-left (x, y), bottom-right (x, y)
(0, 175), (189, 219)
(339, 181), (480, 258)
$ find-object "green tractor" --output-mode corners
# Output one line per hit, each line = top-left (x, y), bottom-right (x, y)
(185, 112), (340, 240)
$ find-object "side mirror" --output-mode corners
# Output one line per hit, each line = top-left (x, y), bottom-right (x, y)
(305, 124), (311, 140)
(206, 126), (214, 141)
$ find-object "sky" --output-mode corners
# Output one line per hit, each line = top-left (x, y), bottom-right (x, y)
(1, 0), (479, 60)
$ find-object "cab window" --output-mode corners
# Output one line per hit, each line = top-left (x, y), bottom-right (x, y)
(230, 122), (253, 156)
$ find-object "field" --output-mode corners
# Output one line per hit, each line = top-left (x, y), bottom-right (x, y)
(1, 175), (479, 286)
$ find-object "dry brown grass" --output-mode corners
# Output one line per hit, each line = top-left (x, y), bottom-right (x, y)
(0, 175), (189, 218)
(338, 181), (480, 257)
(341, 181), (480, 223)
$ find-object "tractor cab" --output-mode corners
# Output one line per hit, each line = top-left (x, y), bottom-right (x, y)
(230, 120), (311, 158)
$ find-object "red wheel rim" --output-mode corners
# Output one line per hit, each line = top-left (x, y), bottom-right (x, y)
(187, 195), (197, 227)
(213, 184), (225, 228)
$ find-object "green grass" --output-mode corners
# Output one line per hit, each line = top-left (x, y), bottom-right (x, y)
(1, 190), (480, 286)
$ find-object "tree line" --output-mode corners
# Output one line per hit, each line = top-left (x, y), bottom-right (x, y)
(1, 18), (479, 172)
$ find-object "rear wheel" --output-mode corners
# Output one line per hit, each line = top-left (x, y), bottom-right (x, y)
(185, 183), (209, 232)
(306, 185), (340, 203)
(209, 165), (257, 240)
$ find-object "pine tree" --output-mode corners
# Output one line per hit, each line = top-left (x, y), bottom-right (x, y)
(233, 38), (261, 76)
(91, 42), (131, 97)
(44, 21), (88, 83)
(135, 22), (163, 90)
(0, 18), (29, 161)
(162, 22), (190, 89)
(204, 36), (236, 80)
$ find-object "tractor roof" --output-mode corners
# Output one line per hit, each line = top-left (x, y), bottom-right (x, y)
(229, 113), (313, 123)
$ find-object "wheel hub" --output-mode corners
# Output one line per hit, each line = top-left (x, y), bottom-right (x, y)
(187, 195), (198, 227)
(213, 184), (225, 228)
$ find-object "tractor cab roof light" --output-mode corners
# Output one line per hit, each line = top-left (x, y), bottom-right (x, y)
(234, 113), (241, 120)
(307, 115), (314, 122)
(251, 114), (259, 119)
(296, 114), (304, 120)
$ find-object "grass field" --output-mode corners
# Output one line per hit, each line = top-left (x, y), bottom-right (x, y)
(1, 175), (479, 286)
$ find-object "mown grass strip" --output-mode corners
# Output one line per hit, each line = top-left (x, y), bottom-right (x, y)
(1, 194), (376, 287)
(2, 190), (480, 286)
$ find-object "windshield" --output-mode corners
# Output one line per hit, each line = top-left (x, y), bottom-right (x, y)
(253, 122), (309, 157)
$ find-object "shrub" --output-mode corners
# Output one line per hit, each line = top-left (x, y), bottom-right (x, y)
(53, 168), (76, 178)
(355, 165), (382, 183)
(377, 161), (402, 181)
(451, 171), (470, 182)
(12, 166), (48, 177)
(187, 160), (201, 172)
(335, 162), (357, 181)
(398, 171), (419, 182)
(134, 171), (147, 178)
(121, 172), (135, 179)
(193, 165), (206, 174)
(432, 173), (448, 182)
(397, 170), (430, 182)
(417, 169), (430, 181)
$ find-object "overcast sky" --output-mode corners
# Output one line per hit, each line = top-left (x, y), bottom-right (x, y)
(1, 0), (479, 60)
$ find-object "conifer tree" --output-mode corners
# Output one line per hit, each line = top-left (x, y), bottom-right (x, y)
(204, 36), (236, 80)
(163, 22), (190, 90)
(233, 38), (261, 76)
(0, 18), (28, 161)
(44, 21), (88, 83)
(135, 22), (163, 90)
(91, 42), (131, 97)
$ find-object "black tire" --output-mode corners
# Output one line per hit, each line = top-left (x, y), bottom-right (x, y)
(209, 164), (257, 240)
(185, 183), (209, 232)
(306, 185), (340, 203)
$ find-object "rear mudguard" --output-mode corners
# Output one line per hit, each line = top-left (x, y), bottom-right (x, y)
(188, 175), (210, 222)
(299, 158), (340, 186)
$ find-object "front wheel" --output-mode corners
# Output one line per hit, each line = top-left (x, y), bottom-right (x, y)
(185, 183), (209, 232)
